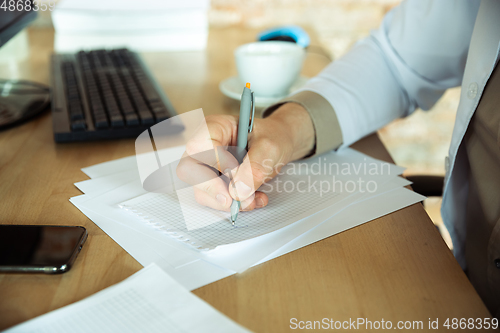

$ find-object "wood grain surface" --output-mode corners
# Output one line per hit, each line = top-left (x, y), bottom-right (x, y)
(0, 27), (492, 332)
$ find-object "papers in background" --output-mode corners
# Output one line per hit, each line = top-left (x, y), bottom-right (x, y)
(69, 146), (425, 290)
(53, 32), (209, 53)
(52, 0), (209, 52)
(5, 264), (250, 333)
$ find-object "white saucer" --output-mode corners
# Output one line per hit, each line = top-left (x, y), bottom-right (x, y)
(219, 76), (309, 108)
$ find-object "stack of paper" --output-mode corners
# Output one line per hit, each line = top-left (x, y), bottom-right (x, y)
(52, 0), (210, 52)
(5, 264), (250, 333)
(70, 146), (425, 290)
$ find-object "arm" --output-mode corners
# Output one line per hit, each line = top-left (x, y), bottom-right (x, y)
(177, 105), (315, 211)
(178, 0), (480, 211)
(267, 0), (479, 150)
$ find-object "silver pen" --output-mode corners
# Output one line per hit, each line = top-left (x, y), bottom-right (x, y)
(230, 82), (255, 225)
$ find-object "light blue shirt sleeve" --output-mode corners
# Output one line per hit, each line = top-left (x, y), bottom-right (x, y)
(294, 0), (480, 148)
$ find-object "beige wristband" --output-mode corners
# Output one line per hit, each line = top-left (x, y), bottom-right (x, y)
(262, 91), (343, 156)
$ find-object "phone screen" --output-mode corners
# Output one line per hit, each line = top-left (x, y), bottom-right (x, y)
(0, 225), (87, 273)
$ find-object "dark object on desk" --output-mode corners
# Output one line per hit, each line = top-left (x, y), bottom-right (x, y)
(0, 225), (87, 274)
(0, 0), (36, 49)
(51, 49), (183, 142)
(0, 80), (50, 130)
(257, 25), (310, 48)
(406, 175), (444, 197)
(0, 1), (46, 130)
(257, 25), (332, 61)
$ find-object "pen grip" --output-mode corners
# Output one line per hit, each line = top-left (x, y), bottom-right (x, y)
(236, 87), (252, 162)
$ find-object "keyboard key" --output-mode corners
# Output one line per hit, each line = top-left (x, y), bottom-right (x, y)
(93, 108), (106, 118)
(138, 111), (154, 125)
(94, 116), (109, 129)
(90, 101), (104, 111)
(68, 98), (81, 106)
(122, 106), (135, 115)
(135, 102), (148, 113)
(151, 105), (167, 115)
(69, 106), (84, 121)
(155, 112), (169, 122)
(110, 114), (124, 128)
(125, 113), (139, 126)
(71, 119), (86, 131)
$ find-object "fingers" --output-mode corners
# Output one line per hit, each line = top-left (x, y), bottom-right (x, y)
(228, 137), (284, 202)
(185, 115), (237, 157)
(253, 191), (269, 210)
(176, 149), (239, 185)
(176, 152), (216, 187)
(239, 192), (270, 211)
(176, 152), (231, 206)
(180, 114), (278, 213)
(177, 152), (268, 212)
(183, 115), (240, 174)
(193, 188), (268, 212)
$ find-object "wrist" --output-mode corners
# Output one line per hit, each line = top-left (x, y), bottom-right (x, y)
(267, 102), (315, 161)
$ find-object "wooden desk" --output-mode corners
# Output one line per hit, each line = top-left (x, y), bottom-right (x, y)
(0, 27), (491, 332)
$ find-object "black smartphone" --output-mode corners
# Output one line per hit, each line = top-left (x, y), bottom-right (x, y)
(0, 225), (87, 274)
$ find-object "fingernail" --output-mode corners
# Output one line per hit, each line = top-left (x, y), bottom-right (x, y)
(256, 197), (265, 208)
(216, 194), (227, 206)
(234, 181), (252, 200)
(240, 196), (253, 210)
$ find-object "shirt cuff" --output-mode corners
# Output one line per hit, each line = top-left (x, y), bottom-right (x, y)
(261, 90), (343, 156)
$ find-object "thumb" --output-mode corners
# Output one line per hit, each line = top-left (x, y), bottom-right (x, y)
(227, 140), (280, 201)
(226, 156), (257, 202)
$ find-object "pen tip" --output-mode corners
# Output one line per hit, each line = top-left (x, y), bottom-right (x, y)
(245, 82), (251, 89)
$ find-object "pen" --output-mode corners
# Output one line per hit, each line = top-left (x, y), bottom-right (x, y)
(230, 82), (255, 226)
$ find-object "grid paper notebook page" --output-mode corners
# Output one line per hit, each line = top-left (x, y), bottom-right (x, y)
(4, 264), (250, 333)
(120, 176), (349, 250)
(119, 150), (396, 250)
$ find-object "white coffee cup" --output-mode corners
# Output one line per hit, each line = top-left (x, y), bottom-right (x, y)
(234, 41), (305, 97)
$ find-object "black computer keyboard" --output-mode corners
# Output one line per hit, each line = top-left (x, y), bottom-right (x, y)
(51, 48), (182, 142)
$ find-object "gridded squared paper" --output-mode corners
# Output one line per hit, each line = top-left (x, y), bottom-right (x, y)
(119, 149), (401, 251)
(119, 174), (350, 251)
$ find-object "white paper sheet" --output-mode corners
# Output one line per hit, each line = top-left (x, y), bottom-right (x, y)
(258, 186), (424, 264)
(4, 264), (250, 333)
(76, 170), (405, 274)
(76, 148), (409, 272)
(71, 196), (234, 291)
(70, 185), (423, 290)
(118, 148), (401, 247)
(119, 175), (355, 250)
(81, 147), (405, 181)
(75, 169), (139, 196)
(70, 146), (422, 288)
(71, 175), (416, 277)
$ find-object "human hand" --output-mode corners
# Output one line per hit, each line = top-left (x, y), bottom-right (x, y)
(176, 103), (315, 212)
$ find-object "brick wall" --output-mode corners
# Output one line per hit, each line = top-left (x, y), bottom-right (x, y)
(210, 0), (397, 59)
